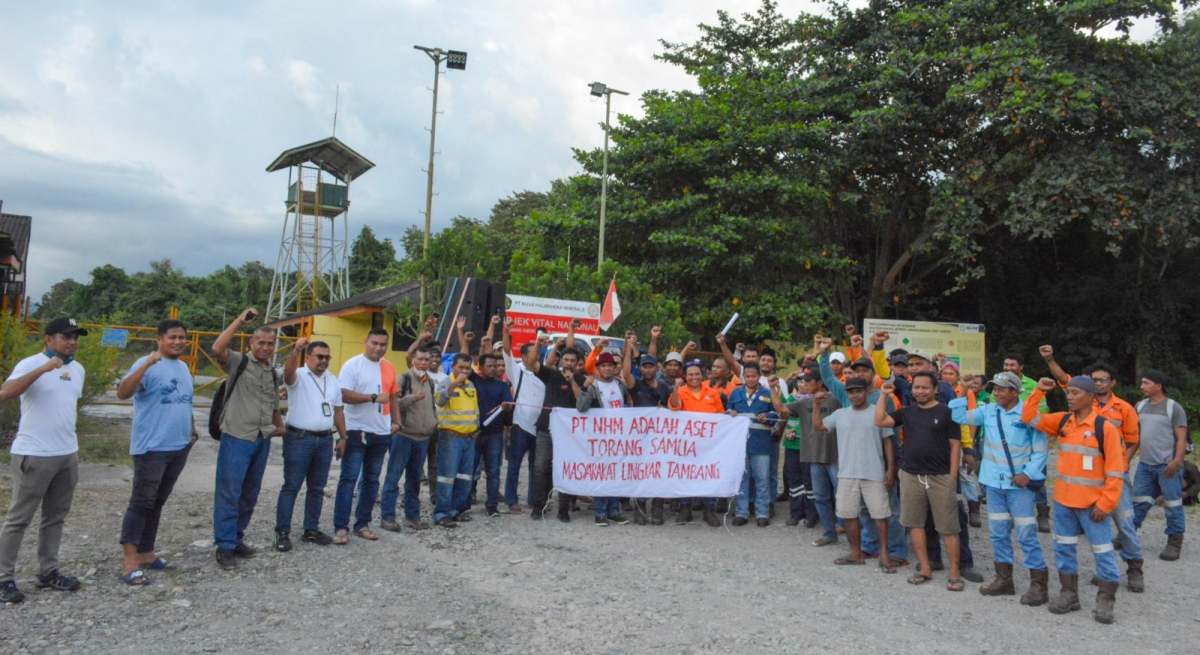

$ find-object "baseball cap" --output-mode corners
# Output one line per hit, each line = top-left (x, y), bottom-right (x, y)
(905, 350), (932, 363)
(889, 354), (909, 366)
(665, 352), (683, 364)
(984, 371), (1022, 392)
(639, 354), (658, 366)
(850, 357), (874, 371)
(1068, 376), (1096, 394)
(44, 317), (88, 337)
(829, 352), (847, 364)
(596, 352), (617, 367)
(941, 361), (960, 373)
(844, 377), (869, 391)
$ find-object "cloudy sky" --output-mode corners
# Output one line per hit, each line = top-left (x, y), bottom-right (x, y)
(0, 0), (830, 299)
(0, 1), (1164, 301)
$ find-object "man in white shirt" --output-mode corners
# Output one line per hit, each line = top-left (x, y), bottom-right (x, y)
(274, 338), (346, 552)
(0, 318), (88, 604)
(333, 329), (398, 544)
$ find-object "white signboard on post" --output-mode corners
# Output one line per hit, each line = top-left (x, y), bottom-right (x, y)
(550, 407), (749, 499)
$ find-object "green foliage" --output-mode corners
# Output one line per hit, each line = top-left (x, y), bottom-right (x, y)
(349, 225), (396, 293)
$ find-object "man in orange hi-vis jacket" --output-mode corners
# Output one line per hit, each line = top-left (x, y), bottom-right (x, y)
(1022, 376), (1126, 625)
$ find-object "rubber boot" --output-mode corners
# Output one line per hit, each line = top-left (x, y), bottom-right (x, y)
(650, 499), (665, 526)
(1047, 573), (1081, 614)
(1125, 559), (1144, 593)
(676, 503), (693, 525)
(1159, 534), (1183, 561)
(1021, 568), (1049, 606)
(979, 562), (1015, 596)
(1036, 504), (1051, 534)
(1093, 580), (1118, 624)
(703, 507), (721, 528)
(968, 501), (982, 528)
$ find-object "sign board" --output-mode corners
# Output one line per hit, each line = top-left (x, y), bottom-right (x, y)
(861, 318), (986, 375)
(550, 407), (749, 498)
(504, 294), (601, 356)
(100, 327), (129, 349)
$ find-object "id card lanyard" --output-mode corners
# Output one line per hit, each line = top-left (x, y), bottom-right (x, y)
(308, 370), (332, 417)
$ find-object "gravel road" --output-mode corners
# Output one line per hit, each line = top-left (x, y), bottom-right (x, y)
(1, 430), (1196, 654)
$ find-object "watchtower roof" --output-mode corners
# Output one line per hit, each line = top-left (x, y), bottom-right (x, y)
(265, 137), (375, 183)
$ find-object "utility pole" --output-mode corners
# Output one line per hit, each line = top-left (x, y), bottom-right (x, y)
(588, 82), (628, 270)
(414, 46), (467, 324)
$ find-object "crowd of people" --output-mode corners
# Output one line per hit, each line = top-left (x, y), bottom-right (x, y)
(0, 313), (1194, 626)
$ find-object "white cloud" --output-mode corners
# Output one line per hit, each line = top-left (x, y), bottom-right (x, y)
(37, 24), (96, 96)
(285, 58), (323, 109)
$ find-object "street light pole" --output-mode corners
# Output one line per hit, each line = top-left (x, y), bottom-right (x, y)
(414, 46), (467, 324)
(588, 82), (628, 270)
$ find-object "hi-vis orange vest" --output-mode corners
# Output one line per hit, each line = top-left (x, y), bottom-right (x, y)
(1022, 389), (1125, 514)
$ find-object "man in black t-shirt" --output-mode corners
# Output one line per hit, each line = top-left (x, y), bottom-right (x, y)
(529, 345), (584, 523)
(876, 372), (966, 592)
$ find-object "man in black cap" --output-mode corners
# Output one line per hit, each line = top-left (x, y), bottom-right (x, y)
(623, 342), (672, 524)
(0, 318), (89, 603)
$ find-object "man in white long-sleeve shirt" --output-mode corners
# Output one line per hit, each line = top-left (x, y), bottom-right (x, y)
(502, 319), (546, 514)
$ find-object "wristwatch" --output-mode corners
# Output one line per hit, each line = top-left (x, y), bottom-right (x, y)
(370, 393), (378, 403)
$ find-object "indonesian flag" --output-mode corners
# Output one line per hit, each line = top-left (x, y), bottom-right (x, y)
(599, 274), (621, 332)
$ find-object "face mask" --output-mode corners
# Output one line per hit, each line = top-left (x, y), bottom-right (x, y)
(45, 348), (75, 366)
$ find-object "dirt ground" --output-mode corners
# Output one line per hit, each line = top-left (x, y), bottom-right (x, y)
(1, 410), (1197, 654)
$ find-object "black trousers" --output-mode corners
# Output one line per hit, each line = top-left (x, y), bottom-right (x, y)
(120, 445), (192, 553)
(530, 430), (574, 514)
(783, 449), (815, 521)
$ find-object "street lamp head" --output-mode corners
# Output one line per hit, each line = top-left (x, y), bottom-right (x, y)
(447, 50), (468, 70)
(589, 82), (607, 97)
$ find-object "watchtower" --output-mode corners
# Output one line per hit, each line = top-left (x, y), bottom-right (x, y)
(265, 137), (375, 321)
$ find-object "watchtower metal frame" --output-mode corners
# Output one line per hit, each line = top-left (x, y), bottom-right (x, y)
(264, 137), (375, 322)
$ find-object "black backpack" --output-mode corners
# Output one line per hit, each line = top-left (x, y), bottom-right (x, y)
(1057, 414), (1109, 461)
(208, 356), (249, 440)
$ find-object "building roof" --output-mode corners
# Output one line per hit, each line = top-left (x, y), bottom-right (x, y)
(0, 211), (32, 265)
(265, 137), (375, 183)
(266, 281), (421, 327)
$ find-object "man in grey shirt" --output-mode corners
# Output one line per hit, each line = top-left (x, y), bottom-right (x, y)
(1132, 370), (1188, 561)
(210, 308), (283, 570)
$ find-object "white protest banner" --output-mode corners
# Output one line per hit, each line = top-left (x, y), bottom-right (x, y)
(550, 407), (750, 498)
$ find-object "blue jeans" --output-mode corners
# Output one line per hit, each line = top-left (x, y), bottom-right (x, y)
(333, 431), (389, 531)
(810, 463), (839, 540)
(434, 432), (476, 521)
(275, 432), (333, 533)
(984, 484), (1046, 570)
(504, 427), (536, 507)
(380, 435), (430, 522)
(769, 439), (781, 500)
(1053, 501), (1119, 582)
(1133, 462), (1186, 536)
(736, 454), (771, 519)
(861, 482), (907, 560)
(1112, 472), (1143, 561)
(593, 497), (620, 519)
(471, 431), (504, 511)
(213, 434), (271, 552)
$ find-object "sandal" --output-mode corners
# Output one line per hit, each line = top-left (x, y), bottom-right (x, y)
(333, 529), (349, 545)
(907, 573), (932, 585)
(145, 558), (172, 571)
(946, 578), (965, 592)
(834, 556), (866, 566)
(879, 561), (897, 574)
(120, 569), (150, 586)
(354, 527), (379, 541)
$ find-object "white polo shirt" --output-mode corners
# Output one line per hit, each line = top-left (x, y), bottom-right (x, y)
(6, 353), (85, 457)
(503, 353), (545, 436)
(285, 366), (343, 432)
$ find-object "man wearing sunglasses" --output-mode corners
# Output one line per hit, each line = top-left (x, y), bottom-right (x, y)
(1039, 345), (1144, 592)
(274, 338), (345, 552)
